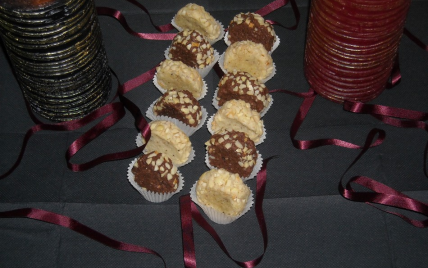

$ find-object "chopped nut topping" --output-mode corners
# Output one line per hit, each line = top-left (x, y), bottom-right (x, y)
(196, 168), (250, 216)
(145, 121), (192, 165)
(205, 130), (258, 178)
(169, 29), (215, 69)
(131, 151), (179, 194)
(228, 12), (276, 51)
(174, 3), (221, 41)
(153, 89), (202, 127)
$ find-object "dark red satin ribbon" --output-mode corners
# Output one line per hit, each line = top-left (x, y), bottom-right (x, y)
(272, 85), (428, 227)
(179, 194), (197, 268)
(0, 101), (126, 178)
(0, 208), (167, 267)
(66, 68), (154, 172)
(386, 27), (428, 88)
(344, 100), (428, 175)
(344, 101), (428, 123)
(180, 157), (276, 268)
(386, 54), (402, 89)
(97, 0), (176, 41)
(1, 0), (175, 178)
(96, 7), (176, 40)
(404, 28), (428, 51)
(256, 0), (300, 30)
(270, 88), (386, 150)
(339, 128), (428, 228)
(1, 66), (155, 177)
(123, 0), (175, 33)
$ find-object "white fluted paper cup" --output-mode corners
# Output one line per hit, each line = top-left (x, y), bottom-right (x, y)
(127, 158), (184, 203)
(190, 181), (254, 224)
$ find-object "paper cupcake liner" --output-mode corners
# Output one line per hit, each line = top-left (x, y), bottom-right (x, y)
(146, 99), (208, 136)
(218, 52), (276, 83)
(205, 150), (263, 181)
(189, 181), (254, 224)
(135, 133), (195, 167)
(164, 46), (219, 78)
(127, 158), (184, 203)
(206, 114), (267, 146)
(212, 87), (273, 118)
(152, 72), (208, 100)
(171, 16), (225, 45)
(224, 32), (281, 54)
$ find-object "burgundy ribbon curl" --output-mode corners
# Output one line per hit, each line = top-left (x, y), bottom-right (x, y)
(386, 54), (402, 89)
(0, 208), (167, 267)
(272, 81), (428, 227)
(97, 0), (176, 40)
(386, 27), (428, 88)
(339, 128), (428, 228)
(255, 0), (300, 30)
(96, 7), (175, 41)
(269, 88), (386, 150)
(344, 101), (428, 124)
(180, 157), (276, 268)
(65, 68), (155, 172)
(344, 100), (428, 175)
(0, 0), (173, 178)
(0, 66), (155, 177)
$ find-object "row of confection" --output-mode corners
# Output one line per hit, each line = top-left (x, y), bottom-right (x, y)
(127, 3), (278, 224)
(198, 5), (278, 224)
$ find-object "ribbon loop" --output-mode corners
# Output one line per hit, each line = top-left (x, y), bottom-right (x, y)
(180, 157), (277, 268)
(338, 129), (428, 228)
(256, 0), (300, 30)
(273, 88), (386, 151)
(96, 7), (176, 40)
(344, 101), (428, 122)
(0, 208), (167, 266)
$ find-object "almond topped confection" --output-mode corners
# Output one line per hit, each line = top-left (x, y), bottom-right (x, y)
(131, 151), (179, 194)
(174, 3), (222, 43)
(168, 29), (215, 69)
(155, 59), (204, 99)
(145, 120), (192, 166)
(196, 168), (251, 216)
(217, 71), (271, 113)
(228, 12), (276, 51)
(211, 99), (264, 144)
(223, 40), (274, 82)
(153, 89), (203, 127)
(206, 130), (258, 178)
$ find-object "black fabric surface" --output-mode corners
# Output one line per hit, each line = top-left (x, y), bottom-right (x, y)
(1, 0), (428, 267)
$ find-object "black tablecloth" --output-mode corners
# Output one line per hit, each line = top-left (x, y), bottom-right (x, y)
(1, 0), (428, 267)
